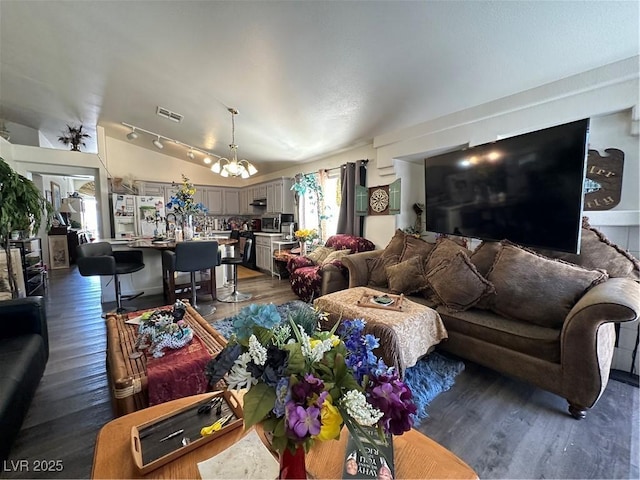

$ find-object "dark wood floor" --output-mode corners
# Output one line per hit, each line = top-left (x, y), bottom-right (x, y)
(2, 266), (638, 479)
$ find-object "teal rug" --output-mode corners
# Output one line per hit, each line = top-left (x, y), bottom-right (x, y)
(210, 301), (464, 424)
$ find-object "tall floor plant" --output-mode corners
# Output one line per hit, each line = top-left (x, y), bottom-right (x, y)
(0, 158), (53, 298)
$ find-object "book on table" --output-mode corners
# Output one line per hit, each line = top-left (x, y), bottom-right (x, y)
(342, 426), (395, 479)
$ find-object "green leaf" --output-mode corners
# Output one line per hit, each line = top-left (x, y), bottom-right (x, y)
(271, 434), (288, 455)
(261, 416), (279, 432)
(284, 343), (306, 374)
(243, 383), (277, 429)
(273, 417), (286, 437)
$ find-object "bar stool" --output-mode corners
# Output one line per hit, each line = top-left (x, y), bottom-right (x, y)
(76, 242), (145, 313)
(162, 240), (219, 316)
(219, 238), (253, 303)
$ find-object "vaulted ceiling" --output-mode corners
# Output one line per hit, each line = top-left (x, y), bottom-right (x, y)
(1, 1), (638, 175)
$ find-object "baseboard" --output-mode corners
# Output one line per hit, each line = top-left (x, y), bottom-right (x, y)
(609, 368), (639, 388)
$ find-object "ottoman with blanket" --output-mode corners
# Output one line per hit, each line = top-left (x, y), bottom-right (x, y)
(314, 286), (448, 377)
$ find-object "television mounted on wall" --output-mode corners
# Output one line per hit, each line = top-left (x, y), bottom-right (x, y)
(424, 119), (589, 253)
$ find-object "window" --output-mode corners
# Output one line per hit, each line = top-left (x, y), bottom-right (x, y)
(297, 170), (340, 241)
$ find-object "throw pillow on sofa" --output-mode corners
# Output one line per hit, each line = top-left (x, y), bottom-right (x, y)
(426, 251), (496, 312)
(306, 246), (335, 264)
(425, 237), (472, 271)
(469, 241), (502, 277)
(400, 235), (435, 262)
(486, 242), (609, 329)
(381, 229), (406, 259)
(536, 217), (640, 280)
(367, 254), (400, 287)
(386, 256), (429, 294)
(321, 249), (351, 265)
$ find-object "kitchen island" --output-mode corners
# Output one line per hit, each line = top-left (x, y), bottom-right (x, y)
(100, 237), (234, 303)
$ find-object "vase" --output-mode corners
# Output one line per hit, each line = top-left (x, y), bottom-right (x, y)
(299, 241), (307, 256)
(182, 214), (194, 241)
(279, 444), (307, 479)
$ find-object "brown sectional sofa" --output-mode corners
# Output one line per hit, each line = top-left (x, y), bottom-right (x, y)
(341, 225), (640, 419)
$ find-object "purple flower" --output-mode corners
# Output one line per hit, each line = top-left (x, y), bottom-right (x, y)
(291, 375), (324, 404)
(286, 403), (321, 439)
(367, 369), (417, 435)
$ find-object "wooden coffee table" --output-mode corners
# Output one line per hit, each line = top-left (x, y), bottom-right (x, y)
(92, 393), (477, 479)
(105, 303), (227, 416)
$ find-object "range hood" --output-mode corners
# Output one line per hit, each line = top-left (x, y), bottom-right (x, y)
(250, 198), (267, 207)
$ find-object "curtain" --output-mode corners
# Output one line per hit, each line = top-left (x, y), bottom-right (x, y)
(317, 169), (328, 243)
(337, 160), (367, 236)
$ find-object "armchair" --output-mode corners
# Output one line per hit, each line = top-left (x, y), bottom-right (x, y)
(287, 234), (375, 302)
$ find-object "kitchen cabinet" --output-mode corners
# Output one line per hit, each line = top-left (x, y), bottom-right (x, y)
(254, 233), (285, 272)
(254, 234), (273, 271)
(253, 185), (267, 201)
(238, 188), (249, 215)
(138, 181), (166, 197)
(204, 188), (224, 215)
(266, 178), (295, 214)
(223, 189), (240, 215)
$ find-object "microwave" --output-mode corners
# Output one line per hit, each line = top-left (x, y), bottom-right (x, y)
(262, 214), (294, 233)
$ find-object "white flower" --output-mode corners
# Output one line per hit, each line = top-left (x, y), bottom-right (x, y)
(340, 390), (383, 426)
(309, 338), (334, 363)
(227, 352), (258, 390)
(248, 334), (267, 366)
(299, 326), (313, 358)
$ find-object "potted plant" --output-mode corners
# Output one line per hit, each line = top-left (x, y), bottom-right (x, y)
(0, 158), (53, 298)
(58, 124), (90, 152)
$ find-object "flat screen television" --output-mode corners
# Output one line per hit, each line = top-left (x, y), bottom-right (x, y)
(424, 119), (589, 253)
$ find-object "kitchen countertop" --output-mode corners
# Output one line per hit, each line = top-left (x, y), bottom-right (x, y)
(253, 232), (286, 237)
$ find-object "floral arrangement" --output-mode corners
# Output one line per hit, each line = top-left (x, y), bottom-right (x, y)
(204, 303), (416, 456)
(294, 228), (318, 243)
(135, 300), (193, 357)
(166, 174), (208, 217)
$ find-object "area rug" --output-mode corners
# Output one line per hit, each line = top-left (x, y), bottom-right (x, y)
(210, 300), (464, 424)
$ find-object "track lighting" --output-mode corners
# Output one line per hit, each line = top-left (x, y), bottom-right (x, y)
(126, 127), (138, 141)
(121, 118), (257, 178)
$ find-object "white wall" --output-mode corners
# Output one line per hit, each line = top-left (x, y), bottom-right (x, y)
(1, 121), (40, 147)
(368, 57), (638, 240)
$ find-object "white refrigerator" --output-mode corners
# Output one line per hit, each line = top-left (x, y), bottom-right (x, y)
(135, 196), (166, 237)
(112, 194), (137, 238)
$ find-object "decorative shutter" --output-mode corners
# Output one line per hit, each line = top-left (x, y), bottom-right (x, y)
(355, 185), (368, 216)
(389, 179), (401, 215)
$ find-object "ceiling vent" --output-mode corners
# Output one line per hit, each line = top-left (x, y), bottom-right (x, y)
(156, 106), (183, 123)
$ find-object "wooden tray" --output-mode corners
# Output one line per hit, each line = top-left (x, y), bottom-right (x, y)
(131, 390), (243, 474)
(357, 292), (406, 311)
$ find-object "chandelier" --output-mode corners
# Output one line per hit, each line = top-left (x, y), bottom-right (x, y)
(211, 108), (257, 179)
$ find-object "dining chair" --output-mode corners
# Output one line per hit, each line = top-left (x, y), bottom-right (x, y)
(219, 238), (253, 303)
(162, 240), (219, 316)
(76, 242), (145, 313)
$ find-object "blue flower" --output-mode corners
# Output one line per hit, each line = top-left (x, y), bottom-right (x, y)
(273, 377), (290, 417)
(233, 303), (282, 341)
